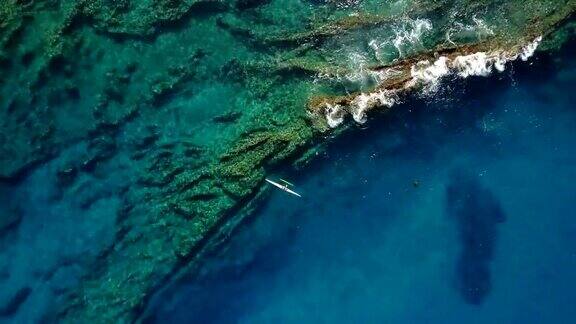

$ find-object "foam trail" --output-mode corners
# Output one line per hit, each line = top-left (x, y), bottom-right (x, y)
(392, 19), (433, 57)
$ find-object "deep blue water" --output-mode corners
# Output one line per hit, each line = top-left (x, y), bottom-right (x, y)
(149, 47), (576, 323)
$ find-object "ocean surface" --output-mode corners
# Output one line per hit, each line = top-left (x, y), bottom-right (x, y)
(1, 2), (576, 323)
(148, 45), (576, 323)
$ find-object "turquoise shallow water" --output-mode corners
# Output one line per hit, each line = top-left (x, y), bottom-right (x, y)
(148, 45), (576, 323)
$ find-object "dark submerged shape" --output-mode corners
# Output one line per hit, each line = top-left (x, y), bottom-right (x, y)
(446, 169), (506, 305)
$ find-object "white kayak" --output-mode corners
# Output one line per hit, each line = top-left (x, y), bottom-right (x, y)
(265, 178), (302, 198)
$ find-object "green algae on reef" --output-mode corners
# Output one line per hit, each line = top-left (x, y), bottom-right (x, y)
(0, 0), (575, 322)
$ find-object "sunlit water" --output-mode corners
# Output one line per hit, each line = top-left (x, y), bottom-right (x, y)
(149, 46), (576, 323)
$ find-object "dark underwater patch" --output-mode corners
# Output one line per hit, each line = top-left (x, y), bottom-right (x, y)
(0, 287), (31, 317)
(445, 169), (506, 305)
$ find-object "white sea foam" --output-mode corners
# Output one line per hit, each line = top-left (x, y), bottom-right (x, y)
(493, 54), (508, 72)
(368, 18), (433, 60)
(446, 17), (495, 44)
(410, 37), (543, 86)
(322, 37), (542, 128)
(368, 39), (382, 59)
(520, 36), (542, 61)
(471, 17), (495, 37)
(452, 52), (494, 77)
(325, 103), (345, 128)
(342, 52), (391, 86)
(391, 19), (433, 57)
(350, 90), (397, 123)
(409, 56), (450, 90)
(336, 51), (401, 89)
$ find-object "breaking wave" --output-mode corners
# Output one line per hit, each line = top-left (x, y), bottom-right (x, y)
(323, 36), (543, 128)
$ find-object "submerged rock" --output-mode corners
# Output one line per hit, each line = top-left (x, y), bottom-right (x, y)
(0, 287), (32, 317)
(0, 207), (22, 236)
(446, 169), (506, 304)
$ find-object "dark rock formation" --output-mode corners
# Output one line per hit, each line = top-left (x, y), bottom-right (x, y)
(0, 287), (31, 317)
